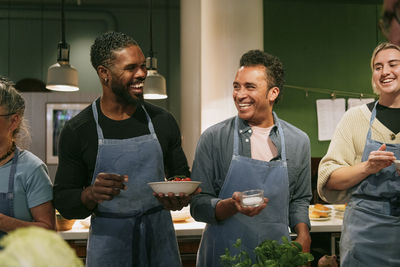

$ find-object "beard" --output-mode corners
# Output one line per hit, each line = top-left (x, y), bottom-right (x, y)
(111, 79), (144, 106)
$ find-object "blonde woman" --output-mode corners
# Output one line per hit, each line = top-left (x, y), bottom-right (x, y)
(318, 43), (400, 266)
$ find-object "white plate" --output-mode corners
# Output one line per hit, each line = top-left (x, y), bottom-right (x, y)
(148, 181), (201, 196)
(310, 217), (331, 221)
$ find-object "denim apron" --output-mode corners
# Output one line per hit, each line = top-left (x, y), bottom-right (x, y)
(86, 101), (181, 267)
(196, 114), (290, 267)
(0, 148), (19, 240)
(340, 102), (400, 267)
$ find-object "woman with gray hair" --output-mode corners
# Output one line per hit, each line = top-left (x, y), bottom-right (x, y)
(0, 77), (55, 240)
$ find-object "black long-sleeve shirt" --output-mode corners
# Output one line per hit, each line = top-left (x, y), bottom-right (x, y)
(53, 98), (190, 219)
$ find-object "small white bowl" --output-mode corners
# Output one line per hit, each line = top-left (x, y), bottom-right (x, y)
(394, 160), (400, 172)
(240, 189), (264, 207)
(148, 181), (201, 196)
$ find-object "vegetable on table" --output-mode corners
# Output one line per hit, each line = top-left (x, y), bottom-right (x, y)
(221, 237), (314, 267)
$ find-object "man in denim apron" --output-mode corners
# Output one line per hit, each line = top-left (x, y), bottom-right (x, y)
(190, 50), (312, 266)
(53, 32), (193, 267)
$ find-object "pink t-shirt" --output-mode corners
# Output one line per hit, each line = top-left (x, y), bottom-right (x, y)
(250, 125), (277, 162)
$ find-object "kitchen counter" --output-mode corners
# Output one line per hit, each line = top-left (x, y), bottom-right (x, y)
(58, 205), (342, 240)
(58, 217), (206, 240)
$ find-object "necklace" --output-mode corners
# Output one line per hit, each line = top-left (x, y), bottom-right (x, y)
(0, 142), (16, 162)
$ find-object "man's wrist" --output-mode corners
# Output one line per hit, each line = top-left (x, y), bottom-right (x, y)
(81, 186), (97, 210)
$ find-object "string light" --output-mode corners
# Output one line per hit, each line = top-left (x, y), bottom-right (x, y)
(285, 84), (376, 99)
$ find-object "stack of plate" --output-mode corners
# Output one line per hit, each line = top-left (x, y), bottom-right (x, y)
(333, 204), (346, 219)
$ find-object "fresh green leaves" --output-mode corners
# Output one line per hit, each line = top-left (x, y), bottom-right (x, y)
(221, 237), (314, 267)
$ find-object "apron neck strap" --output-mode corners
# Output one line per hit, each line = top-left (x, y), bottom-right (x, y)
(234, 113), (287, 161)
(91, 100), (156, 140)
(366, 101), (378, 141)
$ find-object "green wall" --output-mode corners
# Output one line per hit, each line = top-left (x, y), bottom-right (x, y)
(0, 1), (181, 121)
(263, 0), (385, 157)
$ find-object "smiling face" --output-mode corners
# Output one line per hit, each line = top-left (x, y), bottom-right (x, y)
(233, 65), (279, 127)
(372, 48), (400, 99)
(107, 45), (147, 105)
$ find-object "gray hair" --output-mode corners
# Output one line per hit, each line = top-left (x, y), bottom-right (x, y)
(0, 77), (30, 148)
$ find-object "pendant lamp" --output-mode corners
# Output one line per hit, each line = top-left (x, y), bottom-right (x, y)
(143, 0), (167, 99)
(46, 0), (79, 92)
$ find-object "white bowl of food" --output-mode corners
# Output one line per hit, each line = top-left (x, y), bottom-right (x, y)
(148, 180), (201, 196)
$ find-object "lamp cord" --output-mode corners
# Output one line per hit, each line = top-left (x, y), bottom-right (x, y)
(61, 0), (66, 44)
(148, 0), (154, 58)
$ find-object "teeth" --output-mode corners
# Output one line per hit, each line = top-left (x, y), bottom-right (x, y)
(382, 78), (393, 83)
(239, 103), (251, 107)
(131, 83), (144, 88)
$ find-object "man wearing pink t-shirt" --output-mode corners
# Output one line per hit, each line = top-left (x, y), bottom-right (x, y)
(190, 50), (312, 266)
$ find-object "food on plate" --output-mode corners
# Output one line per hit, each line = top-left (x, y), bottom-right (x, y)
(167, 175), (192, 181)
(309, 205), (331, 214)
(170, 206), (192, 222)
(56, 210), (76, 231)
(314, 203), (331, 211)
(309, 210), (330, 219)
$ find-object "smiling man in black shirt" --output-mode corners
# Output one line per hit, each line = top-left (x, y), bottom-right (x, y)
(53, 31), (191, 267)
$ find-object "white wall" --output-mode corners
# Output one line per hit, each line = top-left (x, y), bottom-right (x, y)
(181, 0), (263, 167)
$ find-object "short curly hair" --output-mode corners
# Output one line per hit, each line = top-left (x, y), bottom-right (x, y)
(239, 49), (285, 103)
(90, 31), (139, 70)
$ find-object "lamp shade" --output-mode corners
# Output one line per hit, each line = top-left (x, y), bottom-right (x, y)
(143, 57), (167, 99)
(46, 62), (79, 92)
(144, 70), (168, 99)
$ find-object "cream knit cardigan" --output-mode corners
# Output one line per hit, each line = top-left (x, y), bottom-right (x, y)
(317, 104), (400, 203)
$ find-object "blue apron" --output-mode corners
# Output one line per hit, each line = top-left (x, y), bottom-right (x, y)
(196, 114), (290, 267)
(86, 101), (181, 267)
(340, 102), (400, 266)
(0, 148), (19, 240)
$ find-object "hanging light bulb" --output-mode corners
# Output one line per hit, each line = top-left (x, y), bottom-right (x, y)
(46, 0), (79, 92)
(143, 0), (167, 99)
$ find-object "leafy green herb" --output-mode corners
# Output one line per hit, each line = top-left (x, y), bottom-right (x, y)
(221, 237), (314, 267)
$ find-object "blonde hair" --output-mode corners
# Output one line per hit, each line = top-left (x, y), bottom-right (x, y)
(0, 77), (31, 148)
(370, 42), (400, 94)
